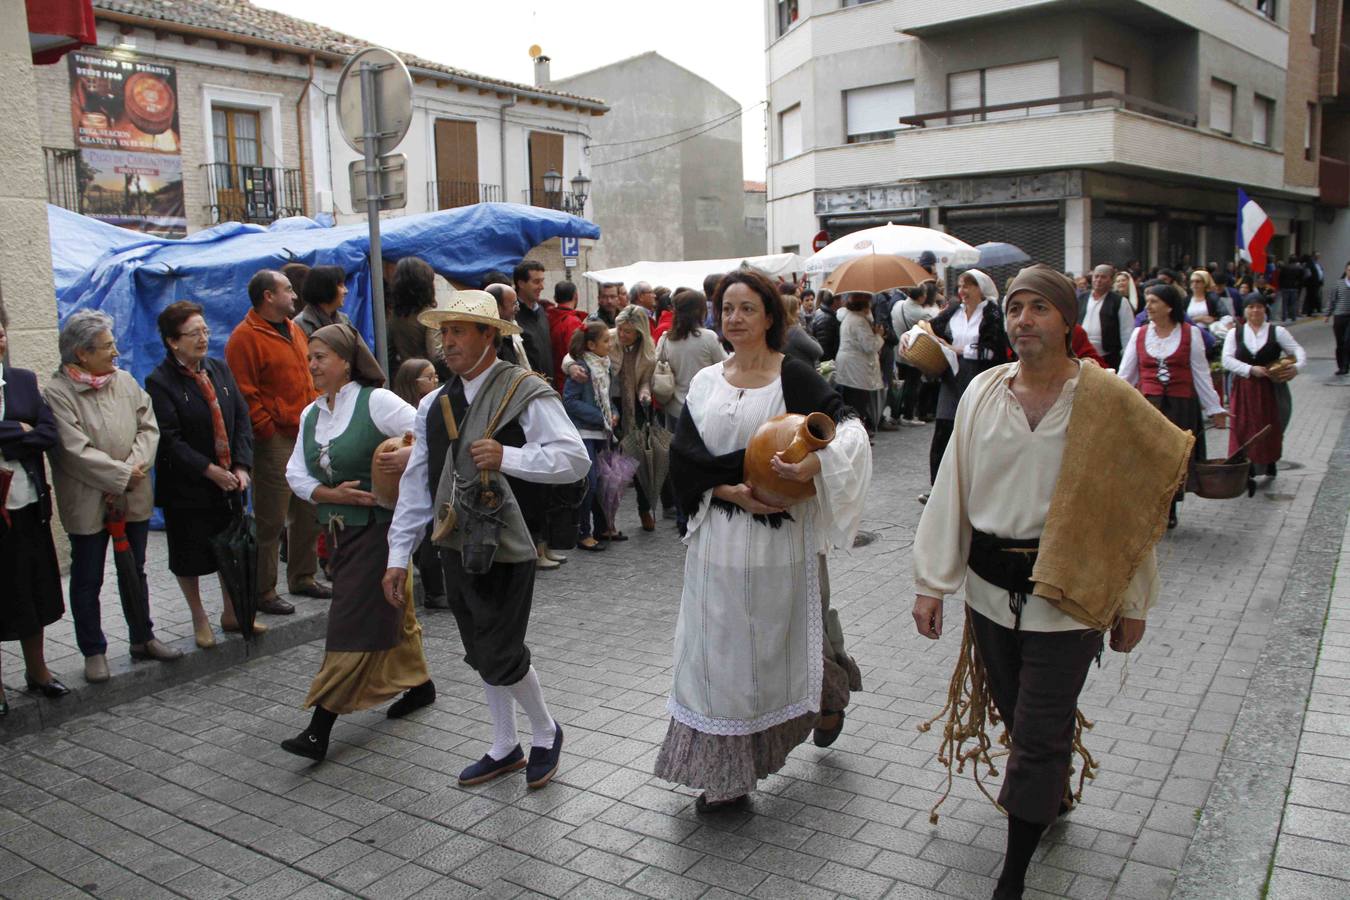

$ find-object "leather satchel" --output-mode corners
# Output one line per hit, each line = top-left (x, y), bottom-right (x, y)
(651, 340), (676, 405)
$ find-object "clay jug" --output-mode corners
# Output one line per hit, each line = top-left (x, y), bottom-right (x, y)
(743, 411), (837, 508)
(371, 432), (415, 509)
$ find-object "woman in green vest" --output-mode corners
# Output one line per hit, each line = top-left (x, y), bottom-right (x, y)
(281, 324), (433, 761)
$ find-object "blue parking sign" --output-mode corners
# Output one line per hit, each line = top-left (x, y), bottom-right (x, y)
(561, 236), (579, 258)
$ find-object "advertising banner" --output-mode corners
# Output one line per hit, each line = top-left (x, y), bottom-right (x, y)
(68, 49), (185, 236)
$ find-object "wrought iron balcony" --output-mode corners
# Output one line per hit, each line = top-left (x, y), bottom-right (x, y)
(520, 189), (586, 215)
(427, 180), (502, 210)
(43, 146), (82, 212)
(202, 162), (304, 225)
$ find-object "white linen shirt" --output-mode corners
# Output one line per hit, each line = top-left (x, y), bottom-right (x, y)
(1082, 293), (1133, 356)
(386, 361), (591, 568)
(913, 361), (1159, 631)
(1220, 323), (1307, 378)
(1117, 323), (1226, 416)
(285, 382), (416, 502)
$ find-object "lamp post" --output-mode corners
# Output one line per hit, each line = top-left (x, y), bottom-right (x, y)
(542, 167), (563, 210)
(567, 169), (590, 216)
(542, 166), (590, 215)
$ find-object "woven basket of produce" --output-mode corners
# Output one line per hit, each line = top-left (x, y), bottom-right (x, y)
(902, 324), (949, 377)
(1267, 356), (1298, 383)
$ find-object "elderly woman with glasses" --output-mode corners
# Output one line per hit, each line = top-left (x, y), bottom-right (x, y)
(146, 301), (259, 649)
(1118, 283), (1227, 529)
(45, 310), (180, 685)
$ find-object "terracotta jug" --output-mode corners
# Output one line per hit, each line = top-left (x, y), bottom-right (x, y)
(371, 432), (415, 509)
(743, 412), (837, 508)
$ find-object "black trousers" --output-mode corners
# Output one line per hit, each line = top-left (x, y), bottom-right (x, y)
(416, 532), (444, 598)
(929, 418), (955, 484)
(439, 550), (535, 686)
(839, 386), (876, 434)
(969, 608), (1103, 825)
(1334, 315), (1350, 373)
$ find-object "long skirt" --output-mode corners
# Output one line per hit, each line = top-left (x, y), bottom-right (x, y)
(653, 634), (853, 802)
(0, 504), (65, 641)
(1147, 395), (1205, 499)
(305, 520), (429, 714)
(1229, 376), (1283, 465)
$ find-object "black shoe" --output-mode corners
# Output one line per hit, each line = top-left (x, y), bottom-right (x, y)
(258, 595), (296, 615)
(1247, 477), (1258, 498)
(423, 593), (451, 609)
(526, 722), (564, 789)
(387, 681), (436, 719)
(459, 745), (526, 785)
(290, 581), (332, 600)
(280, 729), (328, 762)
(25, 676), (71, 699)
(1167, 512), (1178, 529)
(0, 687), (7, 718)
(813, 709), (845, 748)
(695, 793), (748, 814)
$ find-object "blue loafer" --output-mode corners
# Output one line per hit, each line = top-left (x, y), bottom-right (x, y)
(458, 745), (525, 786)
(526, 722), (564, 789)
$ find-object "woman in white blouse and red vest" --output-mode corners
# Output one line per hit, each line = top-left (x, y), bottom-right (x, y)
(1118, 283), (1227, 529)
(1221, 293), (1307, 479)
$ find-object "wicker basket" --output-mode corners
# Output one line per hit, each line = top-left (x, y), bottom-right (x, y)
(903, 331), (948, 377)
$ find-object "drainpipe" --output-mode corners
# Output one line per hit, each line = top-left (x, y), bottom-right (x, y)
(295, 53), (314, 217)
(500, 94), (517, 203)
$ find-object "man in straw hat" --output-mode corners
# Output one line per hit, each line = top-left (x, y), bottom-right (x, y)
(383, 290), (590, 789)
(909, 263), (1193, 899)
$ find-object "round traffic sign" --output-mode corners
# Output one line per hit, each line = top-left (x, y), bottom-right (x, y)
(337, 47), (413, 157)
(811, 229), (830, 253)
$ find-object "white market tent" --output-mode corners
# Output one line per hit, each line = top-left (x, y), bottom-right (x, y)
(803, 224), (980, 275)
(583, 252), (804, 289)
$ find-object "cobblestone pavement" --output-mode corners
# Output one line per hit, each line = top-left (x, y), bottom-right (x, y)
(1, 322), (1348, 899)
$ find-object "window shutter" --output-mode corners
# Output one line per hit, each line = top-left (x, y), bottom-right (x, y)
(1209, 80), (1234, 135)
(528, 131), (564, 206)
(845, 81), (915, 139)
(984, 59), (1060, 121)
(1252, 96), (1270, 145)
(779, 104), (803, 159)
(947, 70), (981, 124)
(434, 119), (479, 208)
(1092, 60), (1127, 108)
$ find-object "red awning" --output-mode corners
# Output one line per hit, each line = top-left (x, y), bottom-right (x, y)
(27, 0), (97, 65)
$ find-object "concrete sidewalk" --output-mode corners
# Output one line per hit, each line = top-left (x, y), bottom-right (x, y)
(0, 320), (1347, 898)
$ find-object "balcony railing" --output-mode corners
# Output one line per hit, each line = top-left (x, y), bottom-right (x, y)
(899, 91), (1197, 129)
(427, 180), (502, 210)
(520, 189), (586, 213)
(43, 146), (81, 212)
(202, 162), (304, 225)
(1321, 156), (1350, 208)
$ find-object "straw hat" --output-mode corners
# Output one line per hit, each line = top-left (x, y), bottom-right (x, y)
(417, 289), (522, 335)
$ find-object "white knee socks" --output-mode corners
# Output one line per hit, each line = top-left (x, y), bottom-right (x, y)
(483, 682), (519, 761)
(506, 666), (556, 749)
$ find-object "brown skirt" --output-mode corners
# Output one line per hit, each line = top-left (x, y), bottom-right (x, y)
(325, 519), (402, 652)
(305, 569), (429, 714)
(653, 635), (854, 802)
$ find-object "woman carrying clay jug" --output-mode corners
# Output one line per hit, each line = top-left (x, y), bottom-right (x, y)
(656, 268), (873, 812)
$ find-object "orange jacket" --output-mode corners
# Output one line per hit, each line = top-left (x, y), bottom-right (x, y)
(224, 308), (317, 441)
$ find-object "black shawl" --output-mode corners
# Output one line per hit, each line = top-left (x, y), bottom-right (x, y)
(670, 356), (852, 521)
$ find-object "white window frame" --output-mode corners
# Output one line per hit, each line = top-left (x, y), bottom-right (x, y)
(200, 85), (285, 169)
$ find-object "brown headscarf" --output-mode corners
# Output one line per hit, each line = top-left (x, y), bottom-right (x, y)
(1004, 263), (1078, 352)
(310, 323), (386, 388)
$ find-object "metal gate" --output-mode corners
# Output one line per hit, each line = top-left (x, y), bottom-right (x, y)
(946, 208), (1065, 294)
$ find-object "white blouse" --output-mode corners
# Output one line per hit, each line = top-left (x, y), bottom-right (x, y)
(1221, 323), (1308, 379)
(1117, 323), (1225, 416)
(285, 382), (416, 503)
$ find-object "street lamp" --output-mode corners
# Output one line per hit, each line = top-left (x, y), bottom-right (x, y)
(542, 167), (563, 209)
(568, 169), (590, 214)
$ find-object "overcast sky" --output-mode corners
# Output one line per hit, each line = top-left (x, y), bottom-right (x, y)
(254, 0), (768, 179)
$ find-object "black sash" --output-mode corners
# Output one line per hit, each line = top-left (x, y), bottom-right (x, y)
(968, 529), (1040, 630)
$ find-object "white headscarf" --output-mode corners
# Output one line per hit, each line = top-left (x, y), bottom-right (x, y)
(964, 268), (999, 304)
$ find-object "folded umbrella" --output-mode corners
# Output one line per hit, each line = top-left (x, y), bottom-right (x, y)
(621, 415), (672, 518)
(103, 496), (151, 642)
(209, 492), (259, 639)
(595, 444), (639, 531)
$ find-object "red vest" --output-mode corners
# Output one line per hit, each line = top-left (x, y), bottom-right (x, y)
(1137, 324), (1195, 399)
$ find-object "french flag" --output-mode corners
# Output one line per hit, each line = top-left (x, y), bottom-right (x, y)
(1237, 189), (1274, 273)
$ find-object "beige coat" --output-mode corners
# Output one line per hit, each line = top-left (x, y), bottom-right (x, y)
(44, 369), (159, 534)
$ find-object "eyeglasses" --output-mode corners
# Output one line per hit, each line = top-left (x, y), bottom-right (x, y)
(178, 327), (210, 339)
(416, 373), (439, 383)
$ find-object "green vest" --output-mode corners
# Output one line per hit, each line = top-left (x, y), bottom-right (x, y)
(302, 386), (393, 527)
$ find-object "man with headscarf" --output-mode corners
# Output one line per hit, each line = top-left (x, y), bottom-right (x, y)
(383, 291), (590, 790)
(1076, 264), (1132, 370)
(910, 263), (1191, 900)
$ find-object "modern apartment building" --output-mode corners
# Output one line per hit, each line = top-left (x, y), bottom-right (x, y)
(765, 0), (1350, 277)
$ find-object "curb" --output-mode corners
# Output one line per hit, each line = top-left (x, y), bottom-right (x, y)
(0, 608), (328, 743)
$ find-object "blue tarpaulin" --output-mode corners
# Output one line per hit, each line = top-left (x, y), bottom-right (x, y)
(51, 203), (600, 385)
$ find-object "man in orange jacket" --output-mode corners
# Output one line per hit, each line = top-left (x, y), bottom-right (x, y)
(225, 270), (328, 614)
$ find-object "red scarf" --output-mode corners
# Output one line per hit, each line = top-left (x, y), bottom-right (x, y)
(64, 364), (115, 390)
(173, 357), (231, 470)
